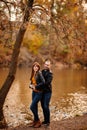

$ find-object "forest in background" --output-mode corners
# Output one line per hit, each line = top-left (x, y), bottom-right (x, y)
(0, 0), (87, 129)
(0, 0), (87, 68)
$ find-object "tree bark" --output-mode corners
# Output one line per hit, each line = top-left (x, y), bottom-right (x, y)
(0, 0), (34, 128)
(0, 26), (26, 128)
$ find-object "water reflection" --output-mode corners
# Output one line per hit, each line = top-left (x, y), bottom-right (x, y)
(0, 68), (87, 126)
(52, 69), (87, 100)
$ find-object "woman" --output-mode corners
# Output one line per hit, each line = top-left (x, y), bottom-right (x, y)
(29, 62), (45, 128)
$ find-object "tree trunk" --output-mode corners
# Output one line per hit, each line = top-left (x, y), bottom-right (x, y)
(0, 0), (34, 128)
(0, 26), (26, 128)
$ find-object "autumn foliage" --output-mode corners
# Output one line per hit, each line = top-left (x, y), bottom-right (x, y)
(0, 0), (87, 66)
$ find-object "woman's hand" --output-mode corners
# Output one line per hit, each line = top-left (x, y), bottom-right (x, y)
(29, 84), (35, 89)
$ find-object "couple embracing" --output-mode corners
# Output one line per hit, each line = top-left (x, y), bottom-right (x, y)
(29, 59), (53, 128)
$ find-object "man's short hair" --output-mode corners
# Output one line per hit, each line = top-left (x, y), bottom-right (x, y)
(45, 58), (51, 64)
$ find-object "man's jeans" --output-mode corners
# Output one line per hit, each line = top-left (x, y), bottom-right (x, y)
(30, 91), (42, 121)
(41, 92), (52, 123)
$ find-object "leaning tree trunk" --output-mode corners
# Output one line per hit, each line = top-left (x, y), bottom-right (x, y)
(0, 0), (34, 128)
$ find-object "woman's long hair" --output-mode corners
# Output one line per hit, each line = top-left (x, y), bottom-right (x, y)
(30, 62), (40, 80)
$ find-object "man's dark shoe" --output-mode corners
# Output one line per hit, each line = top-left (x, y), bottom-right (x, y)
(42, 121), (50, 126)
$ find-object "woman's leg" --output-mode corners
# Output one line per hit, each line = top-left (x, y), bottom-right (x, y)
(30, 92), (42, 121)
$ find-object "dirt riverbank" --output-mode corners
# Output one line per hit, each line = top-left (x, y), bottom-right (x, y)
(1, 114), (87, 130)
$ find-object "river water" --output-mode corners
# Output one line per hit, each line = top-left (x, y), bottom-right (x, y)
(0, 68), (87, 127)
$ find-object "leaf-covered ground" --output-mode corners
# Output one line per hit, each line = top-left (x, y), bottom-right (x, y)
(3, 114), (87, 130)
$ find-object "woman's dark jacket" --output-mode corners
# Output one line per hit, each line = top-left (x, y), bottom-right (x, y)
(35, 71), (45, 91)
(36, 69), (53, 93)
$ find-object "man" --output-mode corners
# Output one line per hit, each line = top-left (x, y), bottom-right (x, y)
(41, 59), (53, 126)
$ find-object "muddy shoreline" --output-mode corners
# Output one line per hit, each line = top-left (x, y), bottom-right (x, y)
(2, 114), (87, 130)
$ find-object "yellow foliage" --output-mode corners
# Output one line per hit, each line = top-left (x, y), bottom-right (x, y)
(77, 49), (82, 56)
(23, 31), (44, 54)
(73, 6), (79, 12)
(71, 0), (78, 2)
(23, 23), (45, 54)
(29, 33), (43, 54)
(85, 20), (87, 25)
(27, 24), (36, 31)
